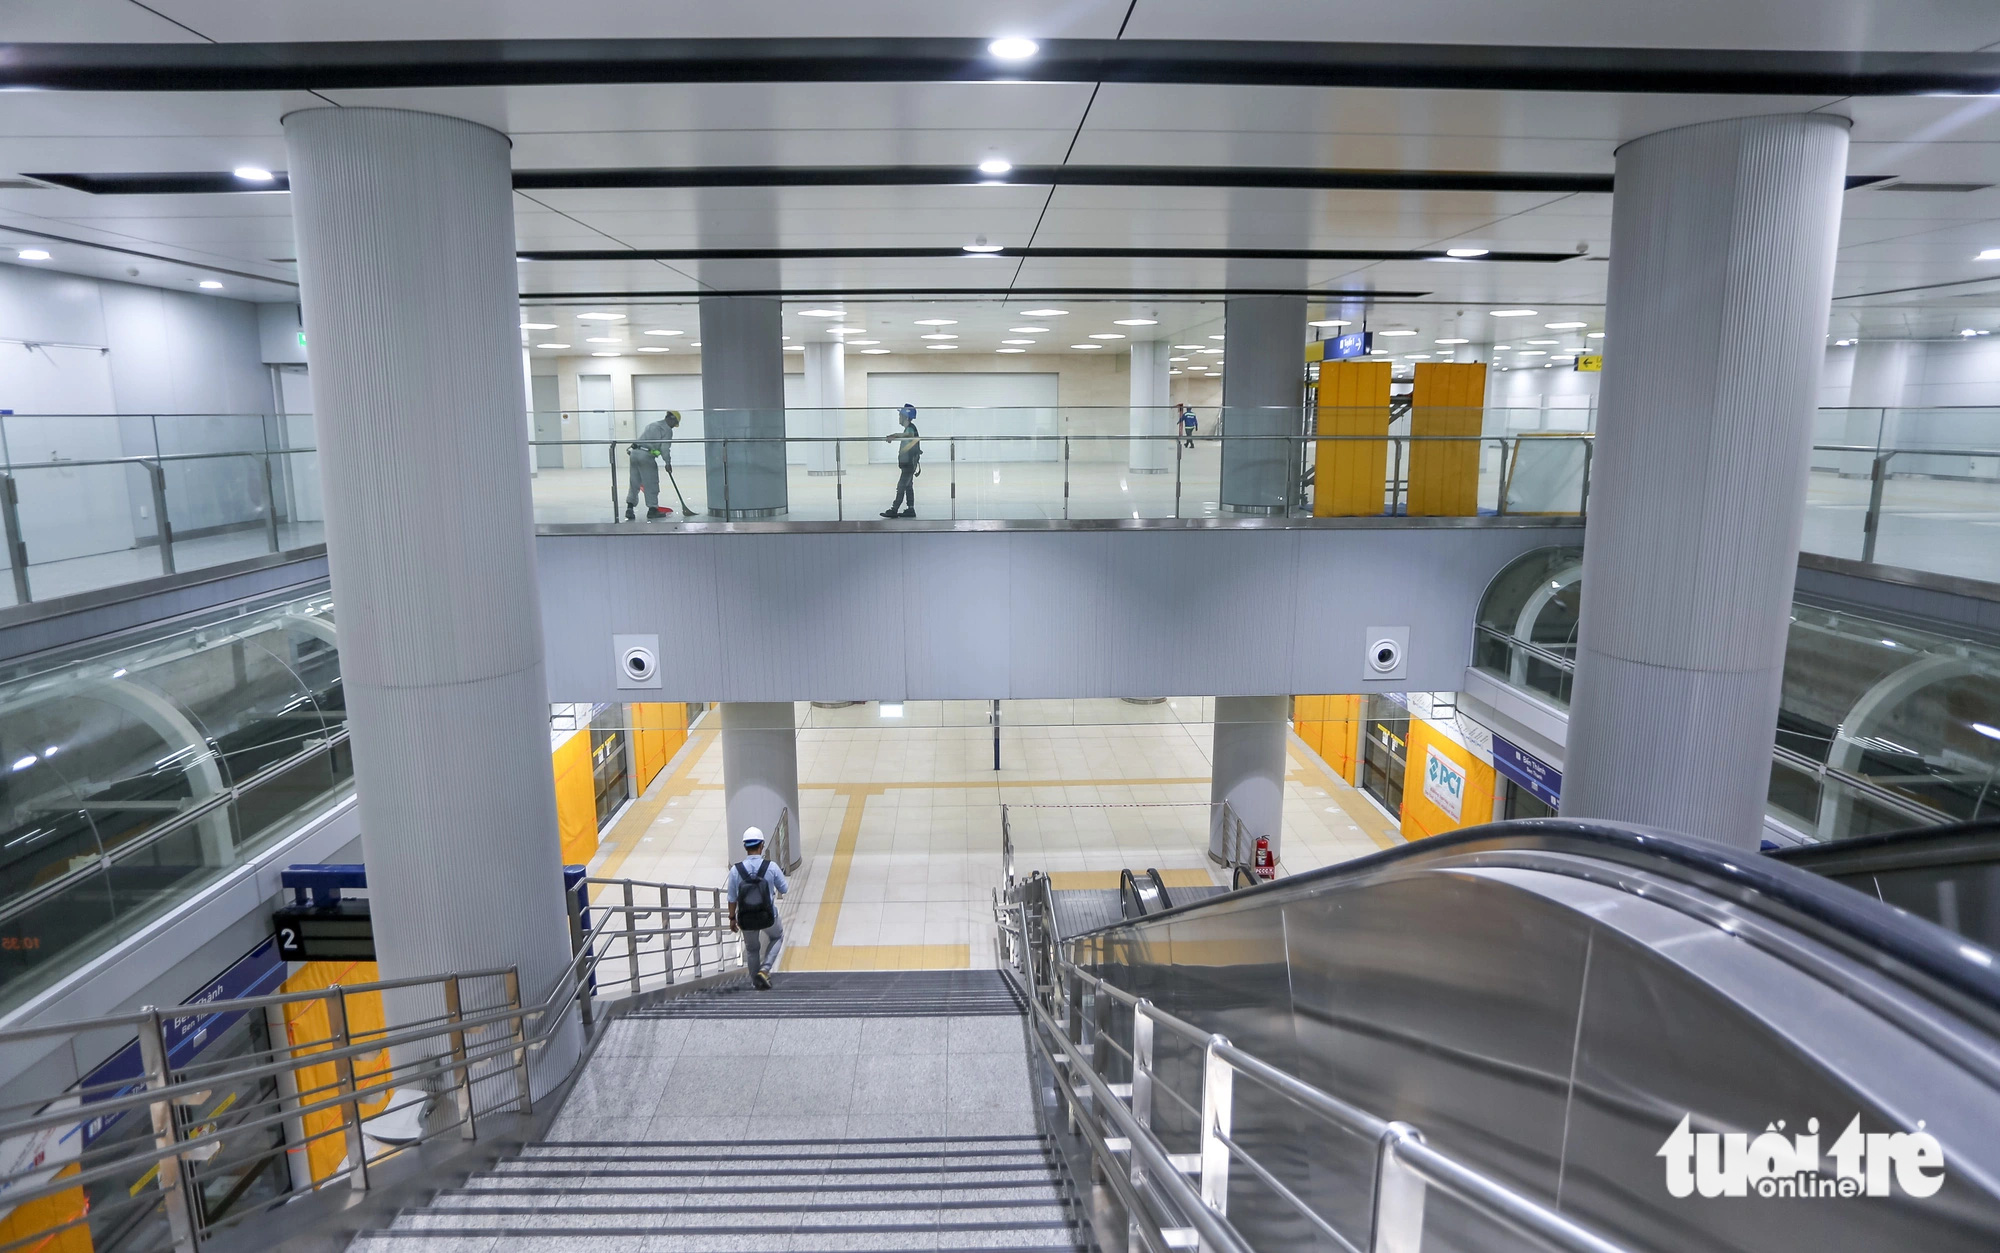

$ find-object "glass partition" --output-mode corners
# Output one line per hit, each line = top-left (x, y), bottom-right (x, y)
(0, 588), (346, 1012)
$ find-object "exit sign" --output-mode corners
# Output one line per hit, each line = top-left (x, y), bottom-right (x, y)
(296, 330), (307, 348)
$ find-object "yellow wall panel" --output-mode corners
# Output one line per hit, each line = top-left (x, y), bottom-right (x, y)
(551, 731), (598, 865)
(0, 1161), (92, 1252)
(1407, 363), (1487, 517)
(1398, 718), (1497, 841)
(1319, 695), (1363, 783)
(629, 702), (671, 792)
(279, 961), (389, 1188)
(1313, 361), (1392, 516)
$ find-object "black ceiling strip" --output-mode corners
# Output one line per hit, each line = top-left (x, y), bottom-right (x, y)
(3, 38), (1998, 95)
(0, 222), (297, 288)
(515, 246), (1579, 263)
(519, 287), (1432, 300)
(27, 166), (1898, 198)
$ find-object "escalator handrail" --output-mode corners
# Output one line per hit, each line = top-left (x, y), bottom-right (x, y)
(1062, 818), (2000, 1017)
(1144, 867), (1174, 911)
(1769, 817), (2000, 873)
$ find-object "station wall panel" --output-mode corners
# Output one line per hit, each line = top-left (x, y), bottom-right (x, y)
(1295, 693), (1362, 783)
(629, 701), (688, 793)
(0, 1163), (90, 1251)
(550, 731), (598, 866)
(1398, 717), (1497, 841)
(1313, 361), (1391, 517)
(1407, 363), (1488, 517)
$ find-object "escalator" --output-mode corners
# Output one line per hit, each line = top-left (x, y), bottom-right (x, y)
(1000, 819), (2000, 1253)
(1772, 818), (2000, 949)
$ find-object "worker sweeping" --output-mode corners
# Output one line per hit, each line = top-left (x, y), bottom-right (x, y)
(626, 410), (681, 521)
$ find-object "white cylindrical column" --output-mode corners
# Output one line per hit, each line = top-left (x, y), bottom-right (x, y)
(1128, 341), (1173, 473)
(720, 702), (802, 862)
(283, 107), (577, 1081)
(1562, 114), (1850, 847)
(700, 295), (788, 517)
(1208, 695), (1288, 861)
(1219, 295), (1306, 513)
(802, 340), (845, 475)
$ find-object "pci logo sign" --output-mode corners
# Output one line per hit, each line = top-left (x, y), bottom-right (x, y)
(1421, 744), (1465, 821)
(1659, 1116), (1945, 1199)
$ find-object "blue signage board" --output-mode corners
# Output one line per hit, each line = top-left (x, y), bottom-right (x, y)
(76, 938), (286, 1148)
(1491, 735), (1562, 809)
(1323, 331), (1371, 360)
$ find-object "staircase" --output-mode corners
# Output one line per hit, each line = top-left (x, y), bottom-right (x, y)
(351, 970), (1087, 1252)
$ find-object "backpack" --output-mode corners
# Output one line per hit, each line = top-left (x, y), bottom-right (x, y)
(735, 859), (775, 930)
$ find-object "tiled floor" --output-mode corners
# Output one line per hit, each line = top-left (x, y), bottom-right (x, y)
(591, 699), (1394, 973)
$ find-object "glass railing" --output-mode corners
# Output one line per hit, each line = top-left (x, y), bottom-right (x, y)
(0, 411), (321, 607)
(1805, 427), (2000, 584)
(525, 405), (1591, 523)
(0, 587), (346, 1013)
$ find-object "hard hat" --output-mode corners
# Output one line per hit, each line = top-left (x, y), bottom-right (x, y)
(742, 827), (766, 847)
(899, 403), (916, 418)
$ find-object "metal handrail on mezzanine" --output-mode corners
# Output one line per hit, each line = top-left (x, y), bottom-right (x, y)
(994, 894), (1632, 1253)
(0, 870), (742, 1253)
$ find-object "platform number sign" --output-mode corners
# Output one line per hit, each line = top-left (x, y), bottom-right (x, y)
(1422, 744), (1466, 821)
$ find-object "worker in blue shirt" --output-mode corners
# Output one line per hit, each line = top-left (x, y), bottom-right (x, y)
(726, 827), (790, 989)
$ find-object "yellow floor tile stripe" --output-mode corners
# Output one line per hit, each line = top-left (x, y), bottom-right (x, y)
(592, 730), (717, 883)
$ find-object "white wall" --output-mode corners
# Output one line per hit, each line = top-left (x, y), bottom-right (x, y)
(862, 372), (1060, 463)
(1822, 338), (2000, 479)
(1485, 365), (1599, 433)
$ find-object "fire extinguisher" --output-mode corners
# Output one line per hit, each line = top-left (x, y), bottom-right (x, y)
(1253, 835), (1276, 881)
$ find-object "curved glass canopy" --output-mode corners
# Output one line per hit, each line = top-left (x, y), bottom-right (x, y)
(1473, 547), (2000, 839)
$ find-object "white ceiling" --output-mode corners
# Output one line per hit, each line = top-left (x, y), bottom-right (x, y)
(3, 0), (2000, 339)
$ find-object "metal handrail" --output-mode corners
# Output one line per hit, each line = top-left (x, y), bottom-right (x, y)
(996, 892), (1635, 1253)
(0, 870), (742, 1251)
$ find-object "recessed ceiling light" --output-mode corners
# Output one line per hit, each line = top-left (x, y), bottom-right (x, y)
(785, 344), (805, 351)
(1489, 309), (1537, 318)
(1021, 308), (1068, 317)
(1377, 329), (1417, 337)
(535, 342), (570, 349)
(963, 242), (1005, 253)
(1404, 354), (1432, 359)
(1002, 339), (1035, 345)
(1525, 338), (1560, 345)
(577, 311), (626, 321)
(1545, 321), (1588, 329)
(921, 333), (959, 340)
(797, 308), (845, 318)
(1070, 343), (1103, 350)
(926, 343), (959, 350)
(1169, 356), (1189, 362)
(638, 346), (669, 353)
(1197, 347), (1222, 354)
(1112, 318), (1158, 326)
(1980, 249), (2000, 261)
(199, 280), (224, 289)
(16, 249), (50, 261)
(1586, 332), (1606, 339)
(1435, 338), (1469, 345)
(829, 326), (866, 335)
(591, 351), (620, 357)
(1834, 338), (1856, 346)
(689, 342), (700, 347)
(846, 338), (880, 345)
(1089, 333), (1125, 340)
(989, 37), (1039, 60)
(1445, 247), (1489, 258)
(781, 336), (792, 341)
(996, 348), (1026, 353)
(1308, 319), (1350, 328)
(1173, 344), (1203, 349)
(860, 348), (891, 354)
(977, 159), (1013, 176)
(1494, 345), (1512, 350)
(1169, 369), (1183, 375)
(1207, 334), (1225, 340)
(1516, 350), (1547, 357)
(915, 318), (959, 326)
(521, 322), (558, 330)
(586, 336), (619, 344)
(233, 166), (275, 182)
(644, 329), (684, 337)
(1010, 327), (1050, 334)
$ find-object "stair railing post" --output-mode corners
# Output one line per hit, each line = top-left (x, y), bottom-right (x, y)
(660, 882), (677, 984)
(323, 988), (370, 1191)
(147, 460), (177, 575)
(1199, 1037), (1234, 1217)
(259, 452), (283, 551)
(1862, 451), (1894, 564)
(1128, 1002), (1155, 1253)
(690, 886), (704, 976)
(624, 880), (641, 994)
(565, 879), (594, 1028)
(138, 1007), (203, 1252)
(504, 967), (534, 1115)
(1369, 1122), (1428, 1253)
(443, 974), (478, 1140)
(0, 474), (31, 604)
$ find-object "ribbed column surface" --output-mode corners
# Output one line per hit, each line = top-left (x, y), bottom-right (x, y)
(1128, 340), (1173, 473)
(1562, 113), (1849, 847)
(720, 701), (802, 858)
(699, 295), (788, 516)
(802, 340), (844, 474)
(1220, 295), (1305, 513)
(1209, 695), (1288, 860)
(283, 108), (577, 1074)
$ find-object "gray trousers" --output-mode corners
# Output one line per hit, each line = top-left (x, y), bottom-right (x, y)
(626, 455), (659, 509)
(741, 914), (784, 974)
